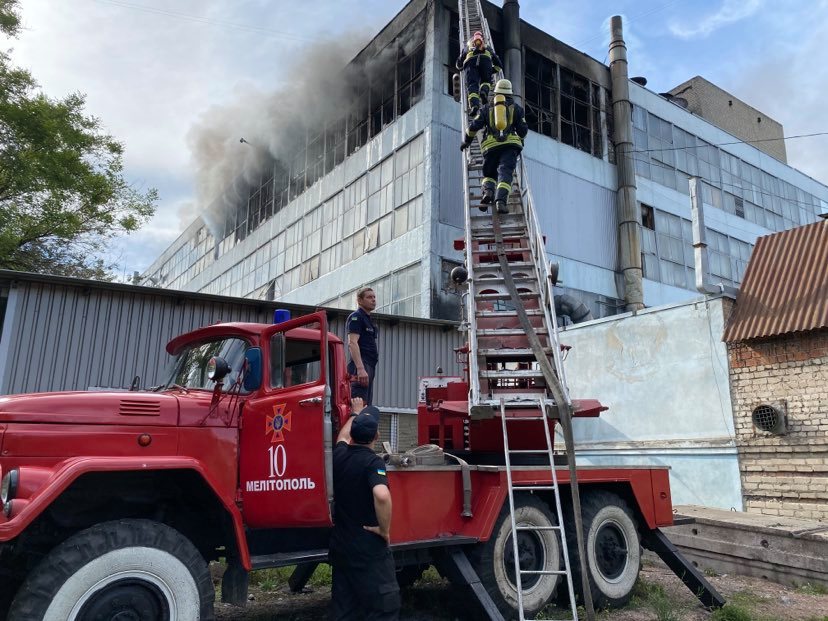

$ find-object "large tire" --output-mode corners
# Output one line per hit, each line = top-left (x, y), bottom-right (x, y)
(470, 496), (561, 618)
(566, 490), (641, 610)
(8, 519), (215, 621)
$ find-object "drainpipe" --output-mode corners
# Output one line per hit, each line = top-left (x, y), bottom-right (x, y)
(609, 16), (644, 311)
(502, 0), (522, 100)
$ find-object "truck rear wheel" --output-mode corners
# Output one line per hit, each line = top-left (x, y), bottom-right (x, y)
(566, 490), (641, 610)
(470, 496), (561, 617)
(8, 519), (215, 621)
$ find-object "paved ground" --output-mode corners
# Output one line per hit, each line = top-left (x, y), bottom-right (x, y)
(214, 558), (828, 620)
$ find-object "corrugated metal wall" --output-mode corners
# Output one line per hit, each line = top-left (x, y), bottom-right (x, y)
(0, 274), (463, 409)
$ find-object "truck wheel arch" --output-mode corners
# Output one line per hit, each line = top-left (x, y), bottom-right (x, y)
(7, 519), (215, 621)
(5, 462), (249, 573)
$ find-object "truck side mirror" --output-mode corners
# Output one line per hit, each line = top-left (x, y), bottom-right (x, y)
(207, 357), (231, 384)
(243, 348), (262, 392)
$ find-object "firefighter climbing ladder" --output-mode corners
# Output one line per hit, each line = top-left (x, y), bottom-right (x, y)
(456, 1), (595, 619)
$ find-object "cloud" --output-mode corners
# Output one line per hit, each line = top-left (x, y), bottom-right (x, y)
(731, 5), (828, 187)
(669, 0), (762, 39)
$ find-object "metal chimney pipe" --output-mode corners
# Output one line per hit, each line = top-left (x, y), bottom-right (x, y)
(609, 16), (644, 311)
(502, 0), (522, 100)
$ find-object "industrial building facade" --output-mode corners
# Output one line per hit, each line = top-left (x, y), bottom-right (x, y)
(143, 0), (828, 321)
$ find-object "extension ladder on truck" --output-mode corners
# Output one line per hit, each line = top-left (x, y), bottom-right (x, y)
(455, 0), (595, 619)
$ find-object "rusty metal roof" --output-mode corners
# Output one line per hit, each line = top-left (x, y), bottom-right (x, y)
(723, 220), (828, 342)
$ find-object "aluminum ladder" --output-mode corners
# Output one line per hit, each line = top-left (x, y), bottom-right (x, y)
(456, 0), (595, 619)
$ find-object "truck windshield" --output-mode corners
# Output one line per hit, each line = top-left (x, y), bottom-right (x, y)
(163, 337), (250, 392)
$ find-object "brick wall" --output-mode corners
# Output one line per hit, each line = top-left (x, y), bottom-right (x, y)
(727, 329), (828, 521)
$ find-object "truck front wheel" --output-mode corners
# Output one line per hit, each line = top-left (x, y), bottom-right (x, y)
(470, 496), (561, 617)
(8, 519), (215, 621)
(566, 490), (641, 610)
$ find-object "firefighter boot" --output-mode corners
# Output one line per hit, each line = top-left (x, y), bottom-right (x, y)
(495, 200), (508, 215)
(480, 188), (494, 211)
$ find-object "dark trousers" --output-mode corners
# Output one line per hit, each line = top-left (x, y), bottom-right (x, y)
(330, 551), (400, 620)
(347, 360), (376, 406)
(482, 145), (520, 203)
(465, 69), (491, 108)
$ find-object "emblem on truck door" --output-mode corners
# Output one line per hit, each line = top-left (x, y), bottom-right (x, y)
(266, 403), (292, 443)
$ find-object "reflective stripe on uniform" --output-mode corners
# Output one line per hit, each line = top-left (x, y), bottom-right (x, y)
(481, 104), (523, 153)
(464, 49), (492, 64)
(497, 181), (512, 192)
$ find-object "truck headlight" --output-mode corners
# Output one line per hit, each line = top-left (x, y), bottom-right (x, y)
(1, 469), (18, 504)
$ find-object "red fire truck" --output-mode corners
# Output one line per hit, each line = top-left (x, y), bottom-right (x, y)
(0, 310), (721, 620)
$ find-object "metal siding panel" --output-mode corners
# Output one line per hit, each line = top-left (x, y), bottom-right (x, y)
(438, 124), (464, 228)
(525, 159), (618, 270)
(724, 221), (828, 341)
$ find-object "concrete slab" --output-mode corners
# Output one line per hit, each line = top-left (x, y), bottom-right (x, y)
(664, 505), (828, 589)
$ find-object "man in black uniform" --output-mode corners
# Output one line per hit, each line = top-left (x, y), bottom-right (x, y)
(455, 30), (502, 118)
(330, 402), (399, 620)
(460, 78), (528, 215)
(347, 287), (379, 405)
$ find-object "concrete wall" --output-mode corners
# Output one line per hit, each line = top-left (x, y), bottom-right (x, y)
(669, 76), (787, 163)
(558, 295), (743, 509)
(727, 329), (828, 521)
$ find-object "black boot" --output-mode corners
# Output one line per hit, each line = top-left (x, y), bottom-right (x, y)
(495, 200), (508, 214)
(469, 104), (480, 118)
(481, 189), (494, 204)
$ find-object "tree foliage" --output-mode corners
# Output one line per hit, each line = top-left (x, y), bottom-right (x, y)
(0, 0), (157, 279)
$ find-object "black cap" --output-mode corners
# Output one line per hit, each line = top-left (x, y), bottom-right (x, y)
(351, 412), (379, 444)
(360, 405), (381, 423)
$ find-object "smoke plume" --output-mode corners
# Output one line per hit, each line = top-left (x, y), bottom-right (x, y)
(187, 20), (425, 241)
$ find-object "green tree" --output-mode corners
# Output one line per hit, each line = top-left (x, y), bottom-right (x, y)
(0, 0), (157, 279)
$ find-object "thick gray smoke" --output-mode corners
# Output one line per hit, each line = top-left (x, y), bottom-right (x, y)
(188, 21), (425, 240)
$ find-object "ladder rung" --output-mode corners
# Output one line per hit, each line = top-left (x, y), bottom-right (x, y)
(475, 309), (544, 317)
(513, 485), (556, 491)
(475, 261), (536, 270)
(481, 370), (545, 379)
(474, 292), (536, 301)
(471, 247), (531, 254)
(508, 449), (551, 454)
(519, 569), (568, 576)
(477, 328), (548, 336)
(479, 348), (554, 357)
(516, 525), (561, 531)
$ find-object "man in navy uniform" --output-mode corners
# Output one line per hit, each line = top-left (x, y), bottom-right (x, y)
(329, 400), (399, 620)
(347, 287), (379, 405)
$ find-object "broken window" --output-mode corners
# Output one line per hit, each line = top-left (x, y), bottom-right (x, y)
(524, 48), (557, 139)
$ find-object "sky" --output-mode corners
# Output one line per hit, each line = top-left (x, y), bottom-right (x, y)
(8, 0), (828, 278)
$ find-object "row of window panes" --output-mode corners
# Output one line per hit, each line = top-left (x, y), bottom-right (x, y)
(199, 193), (424, 300)
(321, 263), (423, 319)
(194, 132), (425, 298)
(641, 204), (753, 290)
(633, 110), (825, 232)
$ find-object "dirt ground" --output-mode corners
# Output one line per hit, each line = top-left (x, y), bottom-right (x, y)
(213, 558), (828, 621)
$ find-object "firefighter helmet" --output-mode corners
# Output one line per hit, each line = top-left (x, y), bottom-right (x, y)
(494, 79), (513, 95)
